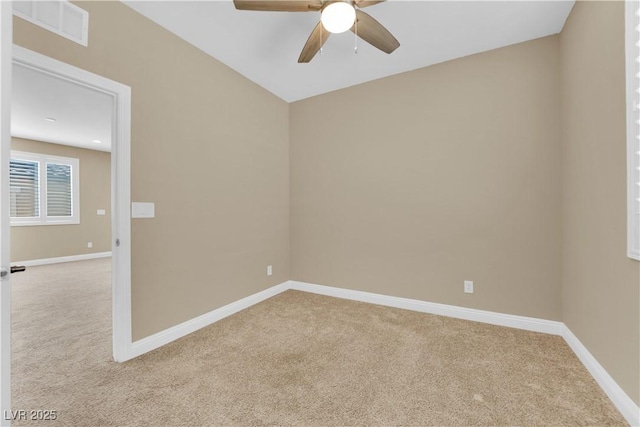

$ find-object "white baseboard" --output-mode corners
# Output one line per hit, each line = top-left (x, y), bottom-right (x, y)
(14, 251), (112, 267)
(288, 280), (563, 335)
(562, 325), (640, 426)
(129, 282), (290, 359)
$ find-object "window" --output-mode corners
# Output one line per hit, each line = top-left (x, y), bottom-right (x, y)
(9, 151), (79, 226)
(627, 0), (640, 260)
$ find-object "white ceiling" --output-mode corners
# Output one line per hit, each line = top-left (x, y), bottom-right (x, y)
(11, 63), (113, 152)
(123, 0), (575, 102)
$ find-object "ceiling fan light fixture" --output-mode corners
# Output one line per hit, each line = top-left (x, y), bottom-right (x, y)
(321, 2), (356, 34)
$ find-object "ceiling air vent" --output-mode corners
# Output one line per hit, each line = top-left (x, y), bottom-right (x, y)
(13, 1), (88, 47)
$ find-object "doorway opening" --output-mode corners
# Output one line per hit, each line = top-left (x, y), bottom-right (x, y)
(9, 46), (132, 368)
(9, 58), (114, 411)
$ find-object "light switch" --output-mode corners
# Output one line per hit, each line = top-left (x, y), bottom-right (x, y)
(132, 202), (155, 219)
(97, 209), (106, 216)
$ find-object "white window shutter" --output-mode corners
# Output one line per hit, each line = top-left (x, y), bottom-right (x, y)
(9, 159), (40, 219)
(46, 163), (73, 217)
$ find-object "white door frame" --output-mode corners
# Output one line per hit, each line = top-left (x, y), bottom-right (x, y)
(10, 46), (133, 363)
(0, 2), (13, 425)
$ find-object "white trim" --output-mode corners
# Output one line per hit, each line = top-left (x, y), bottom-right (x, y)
(562, 325), (640, 427)
(129, 282), (290, 359)
(288, 280), (563, 335)
(11, 46), (132, 364)
(13, 251), (111, 267)
(626, 0), (640, 261)
(109, 55), (132, 364)
(0, 2), (12, 425)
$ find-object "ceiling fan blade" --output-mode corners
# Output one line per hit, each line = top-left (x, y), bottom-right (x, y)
(233, 0), (322, 12)
(298, 22), (331, 63)
(354, 0), (386, 8)
(351, 9), (399, 54)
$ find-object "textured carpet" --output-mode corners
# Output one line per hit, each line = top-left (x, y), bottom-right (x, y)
(11, 259), (626, 426)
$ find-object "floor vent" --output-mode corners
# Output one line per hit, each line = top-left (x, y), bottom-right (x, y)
(13, 1), (88, 47)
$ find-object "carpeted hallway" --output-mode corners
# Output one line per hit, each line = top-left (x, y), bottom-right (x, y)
(11, 259), (626, 426)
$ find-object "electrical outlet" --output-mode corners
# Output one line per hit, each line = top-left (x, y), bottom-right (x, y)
(87, 242), (93, 249)
(267, 265), (273, 276)
(464, 280), (474, 294)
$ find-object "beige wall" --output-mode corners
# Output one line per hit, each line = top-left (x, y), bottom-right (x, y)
(11, 137), (111, 262)
(13, 1), (290, 340)
(290, 36), (563, 320)
(560, 1), (640, 405)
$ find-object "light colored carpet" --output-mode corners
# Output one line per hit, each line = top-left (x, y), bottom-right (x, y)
(11, 259), (626, 426)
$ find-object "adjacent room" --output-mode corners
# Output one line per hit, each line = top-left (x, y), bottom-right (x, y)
(2, 0), (638, 426)
(9, 61), (113, 266)
(9, 59), (113, 424)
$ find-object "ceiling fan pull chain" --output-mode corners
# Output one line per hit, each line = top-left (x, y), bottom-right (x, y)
(354, 16), (358, 54)
(320, 24), (323, 55)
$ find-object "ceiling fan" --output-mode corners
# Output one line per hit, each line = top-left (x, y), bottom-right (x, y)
(233, 0), (400, 63)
